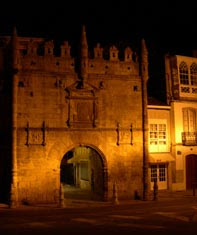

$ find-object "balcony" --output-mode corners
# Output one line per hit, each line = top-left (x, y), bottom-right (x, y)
(182, 132), (197, 146)
(180, 85), (197, 99)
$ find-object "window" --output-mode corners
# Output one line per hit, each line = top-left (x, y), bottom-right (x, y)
(179, 61), (197, 89)
(183, 108), (196, 132)
(179, 62), (189, 85)
(149, 123), (167, 152)
(159, 164), (166, 181)
(190, 63), (197, 86)
(182, 108), (197, 145)
(150, 165), (157, 182)
(151, 164), (166, 182)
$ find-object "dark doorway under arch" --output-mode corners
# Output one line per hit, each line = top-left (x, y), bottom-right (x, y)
(60, 146), (105, 201)
(186, 154), (197, 189)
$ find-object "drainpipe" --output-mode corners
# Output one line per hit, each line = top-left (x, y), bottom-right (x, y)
(10, 27), (19, 208)
(141, 39), (149, 200)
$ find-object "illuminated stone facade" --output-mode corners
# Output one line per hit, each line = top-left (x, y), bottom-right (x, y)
(0, 27), (149, 205)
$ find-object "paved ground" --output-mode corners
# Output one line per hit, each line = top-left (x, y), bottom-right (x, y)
(1, 190), (197, 234)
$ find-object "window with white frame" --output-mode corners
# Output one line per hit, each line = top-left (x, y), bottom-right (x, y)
(150, 164), (166, 182)
(149, 121), (168, 152)
(183, 108), (196, 132)
(182, 108), (197, 145)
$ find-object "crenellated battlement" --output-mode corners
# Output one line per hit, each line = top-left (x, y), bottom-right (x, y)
(0, 34), (140, 77)
(15, 37), (75, 73)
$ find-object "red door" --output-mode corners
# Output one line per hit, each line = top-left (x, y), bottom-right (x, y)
(186, 155), (197, 189)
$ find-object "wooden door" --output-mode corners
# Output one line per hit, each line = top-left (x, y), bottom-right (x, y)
(186, 155), (197, 189)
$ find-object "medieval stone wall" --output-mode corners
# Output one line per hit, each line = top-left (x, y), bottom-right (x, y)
(0, 30), (147, 204)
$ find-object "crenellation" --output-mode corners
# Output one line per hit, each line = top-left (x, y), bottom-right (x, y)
(132, 51), (138, 62)
(27, 40), (38, 56)
(13, 36), (140, 76)
(44, 40), (54, 56)
(60, 41), (71, 58)
(109, 45), (119, 61)
(124, 47), (133, 62)
(94, 43), (103, 59)
(17, 38), (75, 73)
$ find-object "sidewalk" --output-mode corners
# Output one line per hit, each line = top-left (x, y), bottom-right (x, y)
(1, 190), (197, 209)
(157, 189), (197, 200)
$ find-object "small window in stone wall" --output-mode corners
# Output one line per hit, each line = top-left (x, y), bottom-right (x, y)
(20, 49), (27, 56)
(18, 81), (24, 87)
(133, 85), (138, 91)
(80, 161), (89, 181)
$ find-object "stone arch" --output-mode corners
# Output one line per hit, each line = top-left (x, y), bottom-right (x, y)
(60, 143), (108, 201)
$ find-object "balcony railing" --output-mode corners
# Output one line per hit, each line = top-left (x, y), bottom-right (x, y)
(182, 132), (197, 146)
(180, 85), (197, 99)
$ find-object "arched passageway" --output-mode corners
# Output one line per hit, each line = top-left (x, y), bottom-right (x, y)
(186, 154), (197, 189)
(60, 146), (106, 201)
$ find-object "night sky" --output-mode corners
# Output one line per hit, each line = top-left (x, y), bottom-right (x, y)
(0, 0), (196, 101)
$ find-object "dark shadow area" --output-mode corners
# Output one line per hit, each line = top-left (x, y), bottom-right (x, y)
(0, 40), (13, 204)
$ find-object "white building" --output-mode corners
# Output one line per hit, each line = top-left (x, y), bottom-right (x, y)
(148, 53), (197, 192)
(148, 98), (174, 190)
(165, 53), (197, 191)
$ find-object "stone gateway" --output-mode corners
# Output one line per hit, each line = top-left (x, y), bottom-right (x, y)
(0, 26), (149, 205)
